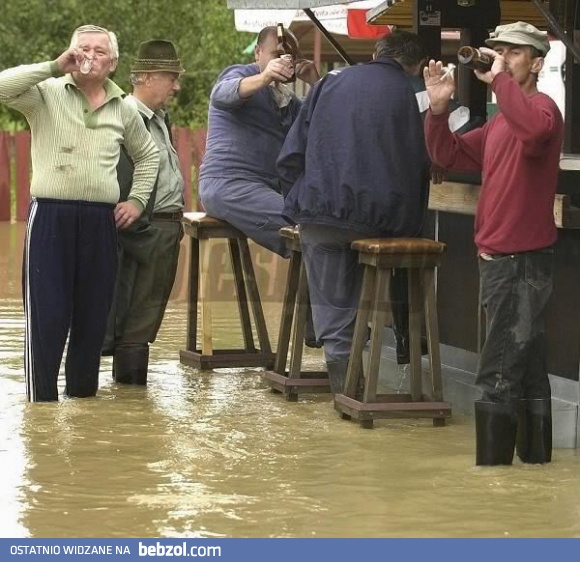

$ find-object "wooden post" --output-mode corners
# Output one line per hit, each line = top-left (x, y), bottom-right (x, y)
(15, 131), (31, 222)
(0, 132), (10, 221)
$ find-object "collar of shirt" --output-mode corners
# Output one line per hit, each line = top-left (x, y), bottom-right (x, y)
(63, 74), (125, 103)
(126, 94), (168, 125)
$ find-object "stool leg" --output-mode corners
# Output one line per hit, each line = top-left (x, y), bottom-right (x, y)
(424, 267), (446, 427)
(186, 236), (200, 353)
(408, 269), (423, 402)
(199, 238), (213, 355)
(344, 265), (376, 399)
(273, 249), (301, 374)
(288, 261), (309, 380)
(238, 239), (272, 355)
(229, 239), (256, 353)
(364, 268), (391, 404)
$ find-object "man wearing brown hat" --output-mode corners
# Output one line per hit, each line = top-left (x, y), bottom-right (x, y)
(424, 22), (564, 466)
(103, 40), (185, 385)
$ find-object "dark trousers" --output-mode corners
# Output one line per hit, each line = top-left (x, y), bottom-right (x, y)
(23, 199), (117, 402)
(477, 249), (554, 402)
(103, 219), (183, 348)
(300, 224), (371, 363)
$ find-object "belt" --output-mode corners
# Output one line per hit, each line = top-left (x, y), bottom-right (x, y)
(152, 211), (183, 220)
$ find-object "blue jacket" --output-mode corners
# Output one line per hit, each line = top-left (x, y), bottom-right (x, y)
(278, 57), (430, 236)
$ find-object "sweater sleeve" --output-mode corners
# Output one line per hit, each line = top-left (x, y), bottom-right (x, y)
(492, 72), (561, 157)
(210, 65), (252, 110)
(0, 62), (57, 118)
(121, 102), (160, 212)
(424, 109), (485, 173)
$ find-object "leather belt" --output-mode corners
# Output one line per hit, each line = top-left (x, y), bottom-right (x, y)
(152, 211), (183, 220)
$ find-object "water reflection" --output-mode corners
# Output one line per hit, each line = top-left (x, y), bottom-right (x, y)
(2, 222), (580, 538)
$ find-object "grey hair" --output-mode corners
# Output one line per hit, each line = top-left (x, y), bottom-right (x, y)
(129, 73), (147, 86)
(70, 25), (119, 60)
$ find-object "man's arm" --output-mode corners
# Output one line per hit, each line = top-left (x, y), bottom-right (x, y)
(116, 102), (159, 228)
(423, 60), (484, 172)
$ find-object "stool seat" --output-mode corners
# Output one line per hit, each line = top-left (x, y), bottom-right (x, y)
(334, 236), (452, 428)
(352, 238), (446, 255)
(182, 212), (246, 239)
(180, 212), (275, 370)
(262, 226), (329, 400)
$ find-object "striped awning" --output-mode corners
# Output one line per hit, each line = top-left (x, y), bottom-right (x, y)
(366, 0), (550, 29)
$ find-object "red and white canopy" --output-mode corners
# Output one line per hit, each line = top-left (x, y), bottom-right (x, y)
(234, 0), (390, 39)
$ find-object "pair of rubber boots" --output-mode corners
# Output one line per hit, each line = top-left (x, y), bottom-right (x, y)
(113, 344), (149, 385)
(475, 398), (552, 466)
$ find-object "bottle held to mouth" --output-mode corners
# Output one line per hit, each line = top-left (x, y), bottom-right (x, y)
(80, 56), (94, 75)
(457, 46), (493, 72)
(276, 23), (296, 83)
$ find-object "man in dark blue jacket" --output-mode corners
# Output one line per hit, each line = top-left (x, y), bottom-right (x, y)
(277, 30), (430, 394)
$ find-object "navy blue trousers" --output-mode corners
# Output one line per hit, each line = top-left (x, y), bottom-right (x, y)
(23, 199), (117, 402)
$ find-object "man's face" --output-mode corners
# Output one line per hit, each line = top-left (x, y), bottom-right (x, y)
(493, 43), (543, 85)
(145, 72), (181, 110)
(75, 32), (117, 80)
(254, 32), (300, 72)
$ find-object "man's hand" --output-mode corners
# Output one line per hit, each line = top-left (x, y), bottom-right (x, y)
(423, 59), (456, 116)
(55, 48), (84, 74)
(295, 59), (320, 85)
(473, 47), (506, 84)
(430, 164), (447, 185)
(262, 58), (295, 84)
(114, 200), (142, 229)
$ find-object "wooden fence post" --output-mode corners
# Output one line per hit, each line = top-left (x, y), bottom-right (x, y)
(0, 132), (10, 221)
(15, 131), (31, 222)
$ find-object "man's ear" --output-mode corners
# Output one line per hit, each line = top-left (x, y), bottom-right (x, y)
(254, 45), (260, 62)
(109, 59), (118, 73)
(531, 56), (544, 75)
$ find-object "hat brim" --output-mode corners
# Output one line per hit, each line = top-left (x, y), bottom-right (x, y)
(131, 65), (185, 74)
(485, 36), (549, 56)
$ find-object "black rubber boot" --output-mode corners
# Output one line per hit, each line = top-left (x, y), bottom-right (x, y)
(326, 359), (349, 395)
(516, 398), (552, 464)
(113, 345), (149, 385)
(475, 400), (518, 466)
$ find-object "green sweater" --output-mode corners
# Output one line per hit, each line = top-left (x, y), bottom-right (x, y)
(0, 61), (159, 210)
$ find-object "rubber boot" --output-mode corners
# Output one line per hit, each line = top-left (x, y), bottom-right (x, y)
(390, 269), (428, 364)
(475, 400), (518, 466)
(113, 344), (149, 385)
(326, 359), (349, 395)
(516, 398), (552, 464)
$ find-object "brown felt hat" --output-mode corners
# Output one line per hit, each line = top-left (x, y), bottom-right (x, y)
(131, 40), (185, 74)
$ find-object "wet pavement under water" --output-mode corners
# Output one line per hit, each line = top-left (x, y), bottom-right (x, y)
(2, 222), (580, 538)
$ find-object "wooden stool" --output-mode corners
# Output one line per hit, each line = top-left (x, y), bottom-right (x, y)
(334, 238), (452, 428)
(179, 212), (275, 370)
(262, 227), (329, 401)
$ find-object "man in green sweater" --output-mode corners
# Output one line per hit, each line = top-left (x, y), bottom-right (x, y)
(0, 24), (160, 402)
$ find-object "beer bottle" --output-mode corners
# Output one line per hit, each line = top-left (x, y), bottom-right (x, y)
(276, 23), (296, 83)
(457, 46), (494, 72)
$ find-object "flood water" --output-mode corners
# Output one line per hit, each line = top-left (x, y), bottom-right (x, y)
(2, 221), (580, 538)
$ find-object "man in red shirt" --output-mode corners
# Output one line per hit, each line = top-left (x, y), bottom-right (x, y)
(424, 22), (564, 466)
